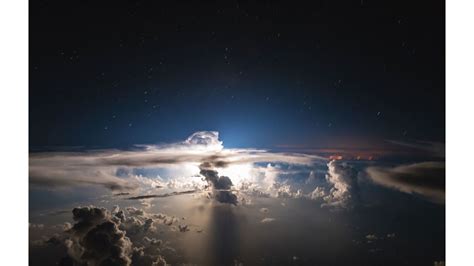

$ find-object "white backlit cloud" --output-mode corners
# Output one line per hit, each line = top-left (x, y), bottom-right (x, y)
(29, 131), (326, 199)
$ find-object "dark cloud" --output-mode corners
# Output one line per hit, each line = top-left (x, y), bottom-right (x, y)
(67, 206), (133, 265)
(199, 163), (238, 204)
(127, 189), (197, 200)
(115, 210), (126, 223)
(80, 221), (132, 265)
(178, 224), (189, 232)
(114, 192), (131, 196)
(40, 205), (176, 266)
(143, 218), (153, 232)
(366, 161), (445, 204)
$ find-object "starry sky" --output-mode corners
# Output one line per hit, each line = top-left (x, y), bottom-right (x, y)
(30, 0), (445, 149)
(28, 2), (446, 265)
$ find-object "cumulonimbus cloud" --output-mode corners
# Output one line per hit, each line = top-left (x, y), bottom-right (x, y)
(307, 160), (359, 209)
(29, 131), (325, 192)
(199, 162), (238, 204)
(366, 161), (445, 204)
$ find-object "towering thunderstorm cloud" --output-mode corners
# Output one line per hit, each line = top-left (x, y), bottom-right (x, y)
(199, 162), (238, 204)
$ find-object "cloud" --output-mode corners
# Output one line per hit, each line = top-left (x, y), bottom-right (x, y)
(29, 131), (324, 192)
(131, 246), (167, 266)
(310, 187), (326, 200)
(30, 205), (183, 265)
(366, 161), (445, 204)
(81, 221), (132, 265)
(66, 206), (133, 266)
(29, 167), (138, 191)
(184, 131), (223, 150)
(320, 160), (358, 209)
(126, 190), (197, 200)
(199, 163), (238, 204)
(143, 237), (162, 247)
(126, 207), (145, 216)
(178, 224), (189, 232)
(261, 218), (276, 223)
(235, 160), (362, 210)
(66, 205), (180, 265)
(365, 234), (377, 241)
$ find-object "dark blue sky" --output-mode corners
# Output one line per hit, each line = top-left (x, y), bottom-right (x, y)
(30, 0), (444, 149)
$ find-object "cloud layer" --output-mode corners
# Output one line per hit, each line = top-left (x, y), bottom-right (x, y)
(29, 131), (324, 195)
(366, 161), (445, 203)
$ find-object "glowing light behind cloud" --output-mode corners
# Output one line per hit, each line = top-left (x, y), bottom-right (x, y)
(29, 131), (326, 196)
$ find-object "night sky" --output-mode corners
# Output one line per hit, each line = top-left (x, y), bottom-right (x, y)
(30, 0), (445, 149)
(29, 1), (445, 265)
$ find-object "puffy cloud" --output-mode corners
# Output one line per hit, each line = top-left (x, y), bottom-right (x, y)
(80, 221), (132, 265)
(321, 160), (358, 209)
(63, 222), (72, 231)
(366, 161), (445, 204)
(143, 237), (162, 247)
(272, 182), (296, 198)
(143, 218), (154, 232)
(310, 187), (326, 200)
(131, 246), (167, 266)
(72, 205), (180, 264)
(115, 210), (126, 223)
(112, 205), (120, 213)
(66, 206), (133, 266)
(30, 205), (179, 265)
(126, 207), (145, 216)
(184, 131), (223, 150)
(178, 224), (189, 232)
(235, 160), (362, 210)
